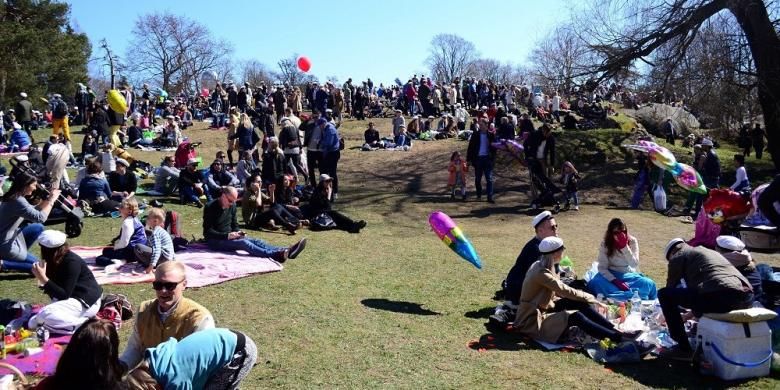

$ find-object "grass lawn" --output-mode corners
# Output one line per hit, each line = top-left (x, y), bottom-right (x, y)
(1, 116), (778, 389)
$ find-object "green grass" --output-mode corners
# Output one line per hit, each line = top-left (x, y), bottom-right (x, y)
(1, 117), (778, 389)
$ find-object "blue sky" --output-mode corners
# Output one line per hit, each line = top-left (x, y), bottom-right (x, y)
(69, 0), (569, 85)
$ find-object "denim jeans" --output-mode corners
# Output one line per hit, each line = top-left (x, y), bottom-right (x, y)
(474, 156), (494, 200)
(206, 238), (285, 258)
(564, 191), (579, 207)
(2, 223), (44, 272)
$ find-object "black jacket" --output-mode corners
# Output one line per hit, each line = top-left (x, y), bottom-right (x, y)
(466, 130), (496, 164)
(108, 170), (138, 194)
(758, 174), (780, 227)
(43, 251), (102, 307)
(261, 151), (286, 183)
(524, 130), (556, 166)
(178, 168), (203, 189)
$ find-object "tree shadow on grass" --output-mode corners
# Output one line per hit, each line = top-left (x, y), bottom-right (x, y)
(0, 273), (32, 281)
(605, 357), (756, 389)
(466, 332), (540, 352)
(361, 298), (440, 315)
(464, 306), (495, 319)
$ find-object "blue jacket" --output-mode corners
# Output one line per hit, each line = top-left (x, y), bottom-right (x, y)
(319, 123), (340, 153)
(78, 176), (112, 201)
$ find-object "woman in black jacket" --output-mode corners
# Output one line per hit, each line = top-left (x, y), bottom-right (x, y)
(261, 137), (287, 186)
(305, 174), (366, 233)
(28, 230), (102, 334)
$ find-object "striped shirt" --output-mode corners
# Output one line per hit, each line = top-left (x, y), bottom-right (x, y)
(149, 226), (175, 267)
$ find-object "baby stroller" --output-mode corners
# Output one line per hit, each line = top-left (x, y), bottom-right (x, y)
(527, 159), (561, 213)
(8, 156), (84, 238)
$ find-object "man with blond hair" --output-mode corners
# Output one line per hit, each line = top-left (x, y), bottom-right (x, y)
(120, 261), (214, 368)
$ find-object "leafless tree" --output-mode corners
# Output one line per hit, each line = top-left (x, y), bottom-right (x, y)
(426, 34), (479, 82)
(126, 12), (230, 93)
(471, 59), (526, 85)
(572, 0), (780, 169)
(239, 60), (274, 87)
(530, 25), (594, 92)
(274, 54), (307, 86)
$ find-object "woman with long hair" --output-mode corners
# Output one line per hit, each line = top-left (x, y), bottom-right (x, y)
(513, 237), (646, 347)
(33, 318), (124, 389)
(261, 137), (287, 185)
(305, 175), (366, 233)
(78, 159), (120, 214)
(0, 173), (60, 272)
(27, 230), (102, 334)
(586, 218), (657, 301)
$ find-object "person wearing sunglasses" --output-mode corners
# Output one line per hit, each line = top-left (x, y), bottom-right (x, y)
(490, 211), (559, 327)
(119, 261), (214, 369)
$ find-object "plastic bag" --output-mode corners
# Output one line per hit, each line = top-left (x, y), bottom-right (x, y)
(653, 185), (667, 211)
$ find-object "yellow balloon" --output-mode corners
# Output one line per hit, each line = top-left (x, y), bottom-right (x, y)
(107, 89), (128, 113)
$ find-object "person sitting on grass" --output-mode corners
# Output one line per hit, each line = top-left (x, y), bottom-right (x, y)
(241, 173), (279, 231)
(178, 158), (206, 208)
(235, 150), (257, 184)
(730, 154), (750, 192)
(33, 318), (125, 389)
(95, 197), (148, 266)
(658, 238), (754, 360)
(586, 218), (657, 301)
(363, 121), (382, 150)
(513, 237), (648, 349)
(203, 186), (307, 263)
(269, 175), (305, 234)
(204, 159), (239, 199)
(77, 159), (120, 214)
(27, 230), (102, 334)
(133, 207), (175, 274)
(305, 174), (366, 233)
(120, 261), (215, 368)
(151, 155), (180, 196)
(715, 235), (762, 302)
(107, 158), (137, 201)
(126, 327), (258, 390)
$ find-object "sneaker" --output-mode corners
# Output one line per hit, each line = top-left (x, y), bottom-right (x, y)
(634, 341), (656, 356)
(659, 345), (694, 361)
(488, 305), (516, 327)
(287, 238), (307, 259)
(573, 206), (580, 211)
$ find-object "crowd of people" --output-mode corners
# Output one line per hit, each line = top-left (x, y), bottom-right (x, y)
(0, 70), (777, 388)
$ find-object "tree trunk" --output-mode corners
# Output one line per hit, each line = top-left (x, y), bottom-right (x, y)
(730, 0), (780, 172)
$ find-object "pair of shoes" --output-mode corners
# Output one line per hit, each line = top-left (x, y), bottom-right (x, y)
(620, 329), (643, 341)
(287, 238), (307, 259)
(488, 305), (516, 327)
(349, 220), (367, 233)
(659, 345), (694, 361)
(195, 200), (204, 208)
(573, 206), (579, 211)
(264, 222), (280, 231)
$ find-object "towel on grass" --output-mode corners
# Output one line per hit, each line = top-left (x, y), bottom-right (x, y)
(71, 244), (283, 288)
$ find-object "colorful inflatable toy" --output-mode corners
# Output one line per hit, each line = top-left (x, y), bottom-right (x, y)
(703, 188), (752, 224)
(624, 141), (706, 194)
(107, 89), (127, 113)
(428, 211), (482, 269)
(491, 139), (526, 164)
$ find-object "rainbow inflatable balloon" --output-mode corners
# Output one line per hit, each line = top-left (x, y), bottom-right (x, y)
(107, 89), (127, 113)
(624, 141), (706, 194)
(492, 139), (526, 165)
(428, 211), (482, 269)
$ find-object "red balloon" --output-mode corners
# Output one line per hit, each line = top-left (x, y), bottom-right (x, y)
(201, 88), (209, 97)
(297, 56), (311, 73)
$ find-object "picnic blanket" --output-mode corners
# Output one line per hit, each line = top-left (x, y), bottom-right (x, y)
(71, 244), (283, 288)
(0, 334), (71, 376)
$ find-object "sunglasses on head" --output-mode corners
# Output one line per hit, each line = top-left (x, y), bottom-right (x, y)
(152, 280), (184, 291)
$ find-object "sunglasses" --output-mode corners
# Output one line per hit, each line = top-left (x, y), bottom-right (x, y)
(152, 279), (184, 291)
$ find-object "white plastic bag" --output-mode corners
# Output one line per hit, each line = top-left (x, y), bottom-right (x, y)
(653, 185), (667, 211)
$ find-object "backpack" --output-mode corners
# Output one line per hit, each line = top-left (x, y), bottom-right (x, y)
(164, 210), (182, 238)
(54, 100), (68, 117)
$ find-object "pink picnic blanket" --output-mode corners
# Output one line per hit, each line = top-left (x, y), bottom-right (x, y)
(0, 335), (71, 376)
(71, 244), (283, 288)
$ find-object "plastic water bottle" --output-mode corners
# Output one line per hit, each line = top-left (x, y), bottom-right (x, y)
(631, 289), (641, 314)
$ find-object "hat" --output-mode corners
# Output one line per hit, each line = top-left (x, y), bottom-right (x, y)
(325, 108), (333, 113)
(116, 158), (129, 167)
(394, 109), (402, 113)
(187, 157), (199, 165)
(702, 138), (714, 147)
(53, 94), (62, 98)
(14, 154), (28, 162)
(532, 211), (553, 228)
(19, 92), (27, 98)
(166, 115), (175, 119)
(539, 237), (565, 254)
(455, 103), (461, 107)
(320, 173), (333, 181)
(480, 106), (487, 110)
(664, 238), (686, 259)
(716, 235), (745, 252)
(280, 117), (291, 123)
(39, 230), (67, 248)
